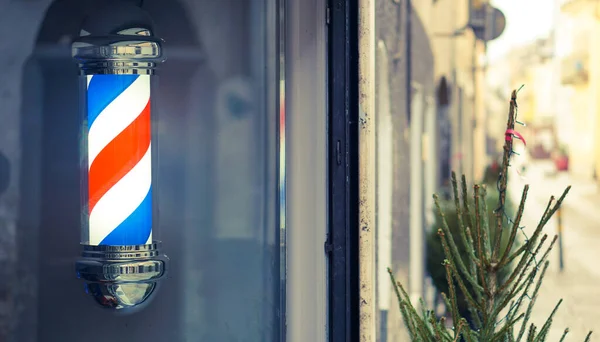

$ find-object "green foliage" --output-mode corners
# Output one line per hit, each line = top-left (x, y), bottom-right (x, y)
(426, 184), (519, 323)
(389, 90), (593, 341)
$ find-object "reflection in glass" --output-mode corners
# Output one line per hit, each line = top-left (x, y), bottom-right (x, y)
(278, 0), (287, 338)
(8, 0), (284, 341)
(375, 40), (394, 341)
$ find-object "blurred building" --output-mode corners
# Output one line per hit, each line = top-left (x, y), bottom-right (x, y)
(559, 0), (599, 181)
(495, 37), (557, 160)
(485, 57), (512, 154)
(431, 0), (486, 184)
(374, 0), (490, 340)
(507, 38), (554, 121)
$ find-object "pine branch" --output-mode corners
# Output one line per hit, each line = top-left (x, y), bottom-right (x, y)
(527, 324), (537, 342)
(540, 187), (571, 228)
(506, 299), (518, 342)
(461, 175), (476, 251)
(498, 185), (529, 269)
(491, 90), (517, 264)
(443, 261), (463, 340)
(536, 320), (551, 342)
(388, 269), (420, 339)
(479, 186), (493, 260)
(419, 299), (437, 339)
(559, 328), (569, 342)
(500, 197), (563, 296)
(401, 302), (419, 340)
(515, 236), (557, 316)
(450, 172), (480, 284)
(452, 319), (466, 342)
(501, 193), (554, 272)
(503, 258), (541, 333)
(428, 310), (448, 341)
(497, 234), (556, 315)
(503, 188), (569, 272)
(439, 318), (453, 341)
(516, 261), (551, 341)
(434, 195), (484, 294)
(462, 326), (476, 342)
(498, 233), (547, 304)
(491, 312), (524, 342)
(461, 173), (486, 309)
(451, 172), (474, 258)
(438, 229), (484, 312)
(468, 306), (482, 332)
(465, 226), (479, 271)
(474, 186), (491, 269)
(533, 299), (562, 342)
(473, 185), (485, 263)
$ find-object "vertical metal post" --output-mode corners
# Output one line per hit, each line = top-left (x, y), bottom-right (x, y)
(557, 207), (564, 271)
(328, 0), (361, 340)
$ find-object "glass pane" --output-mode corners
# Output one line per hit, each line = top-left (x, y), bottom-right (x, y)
(0, 0), (283, 341)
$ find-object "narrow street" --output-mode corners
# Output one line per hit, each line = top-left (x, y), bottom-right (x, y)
(508, 161), (600, 340)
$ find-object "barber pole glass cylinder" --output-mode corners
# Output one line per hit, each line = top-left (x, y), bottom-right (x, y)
(72, 3), (167, 312)
(86, 74), (153, 246)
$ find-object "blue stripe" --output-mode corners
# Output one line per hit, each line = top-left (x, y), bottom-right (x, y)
(99, 187), (152, 246)
(87, 75), (139, 129)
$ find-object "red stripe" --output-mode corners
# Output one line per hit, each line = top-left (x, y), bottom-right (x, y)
(88, 100), (151, 213)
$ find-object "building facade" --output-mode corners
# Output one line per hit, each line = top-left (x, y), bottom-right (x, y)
(374, 0), (487, 340)
(558, 0), (598, 181)
(0, 0), (494, 341)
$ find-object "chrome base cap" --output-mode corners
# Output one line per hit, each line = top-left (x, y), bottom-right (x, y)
(75, 242), (167, 312)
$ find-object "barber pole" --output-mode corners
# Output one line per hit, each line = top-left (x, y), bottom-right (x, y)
(72, 1), (167, 311)
(86, 74), (153, 246)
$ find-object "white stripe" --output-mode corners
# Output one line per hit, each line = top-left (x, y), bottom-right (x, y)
(87, 75), (93, 88)
(88, 144), (152, 245)
(88, 75), (150, 168)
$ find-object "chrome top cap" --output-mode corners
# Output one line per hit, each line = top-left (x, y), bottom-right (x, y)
(72, 2), (164, 74)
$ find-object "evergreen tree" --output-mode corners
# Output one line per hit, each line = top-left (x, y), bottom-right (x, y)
(388, 90), (593, 341)
(426, 179), (518, 331)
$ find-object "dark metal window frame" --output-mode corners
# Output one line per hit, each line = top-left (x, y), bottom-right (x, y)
(327, 0), (360, 341)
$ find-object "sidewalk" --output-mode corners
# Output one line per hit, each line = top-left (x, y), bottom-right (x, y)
(507, 163), (599, 341)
